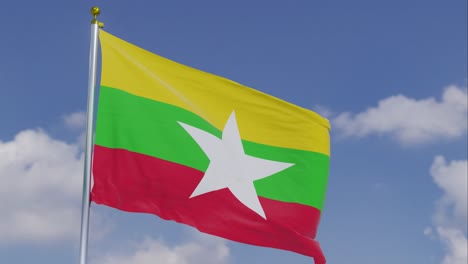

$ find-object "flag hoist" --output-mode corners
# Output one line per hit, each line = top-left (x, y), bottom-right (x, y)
(78, 6), (103, 264)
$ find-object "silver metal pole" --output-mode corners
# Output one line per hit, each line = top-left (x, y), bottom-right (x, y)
(79, 7), (102, 264)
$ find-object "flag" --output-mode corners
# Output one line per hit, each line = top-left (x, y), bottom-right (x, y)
(91, 30), (330, 264)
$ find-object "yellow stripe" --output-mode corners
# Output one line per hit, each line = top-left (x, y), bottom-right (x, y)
(99, 30), (330, 155)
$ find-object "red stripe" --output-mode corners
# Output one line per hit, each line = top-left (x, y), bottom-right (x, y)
(92, 145), (325, 263)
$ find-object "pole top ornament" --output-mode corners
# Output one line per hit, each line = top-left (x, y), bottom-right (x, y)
(90, 6), (104, 28)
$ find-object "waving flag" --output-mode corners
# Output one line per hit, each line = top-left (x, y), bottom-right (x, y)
(91, 30), (330, 264)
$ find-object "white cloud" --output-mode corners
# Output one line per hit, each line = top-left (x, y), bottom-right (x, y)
(63, 111), (86, 130)
(437, 227), (468, 264)
(63, 112), (87, 147)
(424, 226), (434, 237)
(431, 156), (468, 227)
(333, 85), (467, 144)
(0, 129), (84, 242)
(429, 156), (468, 264)
(313, 105), (334, 119)
(0, 111), (104, 243)
(93, 233), (230, 264)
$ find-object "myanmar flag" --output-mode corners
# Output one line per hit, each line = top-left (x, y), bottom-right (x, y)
(91, 30), (330, 264)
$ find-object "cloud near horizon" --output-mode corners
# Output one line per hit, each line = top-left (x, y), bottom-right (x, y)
(0, 112), (102, 243)
(333, 85), (467, 144)
(92, 233), (230, 264)
(0, 128), (84, 243)
(430, 156), (467, 264)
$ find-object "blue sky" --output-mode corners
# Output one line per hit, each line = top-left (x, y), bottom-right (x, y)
(0, 1), (466, 264)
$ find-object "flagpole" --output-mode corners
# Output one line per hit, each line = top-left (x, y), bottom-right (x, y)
(79, 6), (102, 264)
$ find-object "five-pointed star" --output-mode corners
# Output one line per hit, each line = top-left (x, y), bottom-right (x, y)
(178, 111), (294, 219)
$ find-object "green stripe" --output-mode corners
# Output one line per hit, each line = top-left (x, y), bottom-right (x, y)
(95, 86), (329, 210)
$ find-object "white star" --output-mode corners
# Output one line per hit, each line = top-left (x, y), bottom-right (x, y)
(178, 111), (294, 219)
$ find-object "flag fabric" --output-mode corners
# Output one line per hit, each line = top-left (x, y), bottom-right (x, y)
(91, 30), (330, 264)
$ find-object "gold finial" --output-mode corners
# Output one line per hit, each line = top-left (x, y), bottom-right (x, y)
(91, 6), (100, 17)
(90, 6), (104, 28)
